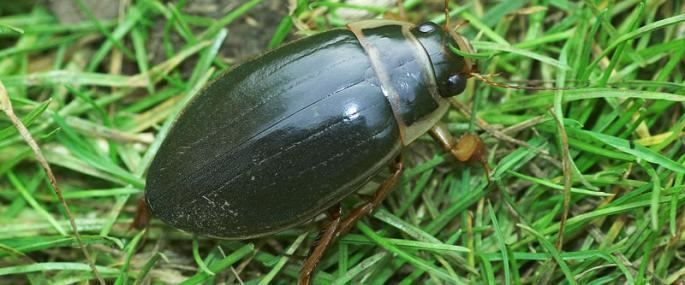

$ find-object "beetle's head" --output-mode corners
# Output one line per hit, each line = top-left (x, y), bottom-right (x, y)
(411, 22), (475, 98)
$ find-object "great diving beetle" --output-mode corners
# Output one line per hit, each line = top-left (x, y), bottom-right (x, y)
(143, 19), (483, 284)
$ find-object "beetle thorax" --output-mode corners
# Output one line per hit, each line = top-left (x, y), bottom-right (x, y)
(347, 20), (452, 145)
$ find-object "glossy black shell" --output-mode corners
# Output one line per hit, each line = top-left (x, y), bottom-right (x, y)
(146, 29), (402, 238)
(145, 21), (467, 238)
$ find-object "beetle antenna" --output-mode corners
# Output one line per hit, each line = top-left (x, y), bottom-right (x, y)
(442, 4), (477, 77)
(447, 27), (476, 76)
(470, 72), (590, 90)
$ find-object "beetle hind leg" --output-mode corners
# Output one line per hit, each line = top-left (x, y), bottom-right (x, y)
(298, 156), (404, 284)
(299, 205), (342, 285)
(130, 197), (152, 230)
(429, 123), (490, 180)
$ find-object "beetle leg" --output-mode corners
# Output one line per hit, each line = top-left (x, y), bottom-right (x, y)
(299, 156), (404, 284)
(299, 205), (342, 285)
(130, 197), (152, 230)
(429, 122), (491, 179)
(336, 155), (404, 237)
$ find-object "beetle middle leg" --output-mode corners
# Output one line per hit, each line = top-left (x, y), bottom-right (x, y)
(299, 156), (404, 284)
(429, 122), (490, 178)
(336, 155), (404, 235)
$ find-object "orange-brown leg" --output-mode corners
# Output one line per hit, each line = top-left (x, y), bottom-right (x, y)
(298, 156), (404, 284)
(336, 156), (404, 236)
(429, 123), (490, 180)
(299, 205), (342, 285)
(130, 197), (152, 230)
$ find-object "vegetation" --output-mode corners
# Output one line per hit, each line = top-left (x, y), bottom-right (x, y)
(0, 0), (684, 284)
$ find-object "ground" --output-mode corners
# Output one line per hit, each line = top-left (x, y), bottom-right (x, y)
(0, 0), (684, 284)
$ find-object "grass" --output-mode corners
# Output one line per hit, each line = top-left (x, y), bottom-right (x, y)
(1, 0), (684, 284)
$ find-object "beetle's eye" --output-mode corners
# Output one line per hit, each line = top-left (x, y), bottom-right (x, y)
(417, 23), (437, 34)
(441, 74), (466, 97)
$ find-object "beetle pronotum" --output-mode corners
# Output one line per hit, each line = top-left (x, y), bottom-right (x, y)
(141, 5), (485, 284)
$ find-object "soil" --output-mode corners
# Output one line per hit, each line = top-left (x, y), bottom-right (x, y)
(188, 0), (288, 60)
(47, 0), (121, 24)
(46, 0), (288, 66)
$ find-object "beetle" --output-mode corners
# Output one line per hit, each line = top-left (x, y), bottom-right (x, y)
(143, 18), (485, 284)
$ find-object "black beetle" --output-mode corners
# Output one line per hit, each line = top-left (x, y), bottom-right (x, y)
(143, 19), (484, 284)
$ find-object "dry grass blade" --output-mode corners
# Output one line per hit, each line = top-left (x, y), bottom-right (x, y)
(550, 110), (572, 250)
(0, 80), (105, 285)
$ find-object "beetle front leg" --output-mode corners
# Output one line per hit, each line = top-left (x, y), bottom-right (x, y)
(429, 122), (490, 178)
(299, 205), (342, 285)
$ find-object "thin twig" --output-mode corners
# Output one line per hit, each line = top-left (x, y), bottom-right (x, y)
(0, 80), (106, 285)
(549, 109), (572, 251)
(500, 115), (549, 135)
(398, 0), (406, 20)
